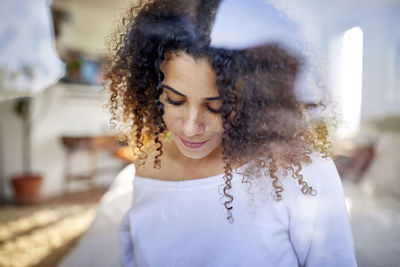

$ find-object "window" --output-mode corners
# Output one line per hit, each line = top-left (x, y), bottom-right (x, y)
(338, 26), (364, 137)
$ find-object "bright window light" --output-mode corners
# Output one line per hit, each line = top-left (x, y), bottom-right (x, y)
(339, 26), (364, 137)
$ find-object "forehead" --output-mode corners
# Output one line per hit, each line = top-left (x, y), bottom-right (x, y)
(160, 52), (218, 97)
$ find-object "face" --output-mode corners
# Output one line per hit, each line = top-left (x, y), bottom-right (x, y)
(159, 51), (223, 160)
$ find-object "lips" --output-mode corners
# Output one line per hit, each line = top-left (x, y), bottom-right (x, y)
(180, 137), (207, 149)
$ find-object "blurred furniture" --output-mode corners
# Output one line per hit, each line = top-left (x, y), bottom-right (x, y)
(358, 116), (400, 198)
(61, 135), (120, 193)
(333, 138), (376, 183)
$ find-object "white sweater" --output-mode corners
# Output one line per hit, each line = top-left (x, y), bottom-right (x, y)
(119, 156), (357, 267)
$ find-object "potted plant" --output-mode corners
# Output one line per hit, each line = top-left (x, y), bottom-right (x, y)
(10, 97), (43, 204)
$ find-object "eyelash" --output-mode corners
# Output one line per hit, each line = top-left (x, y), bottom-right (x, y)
(164, 97), (220, 114)
(165, 97), (183, 106)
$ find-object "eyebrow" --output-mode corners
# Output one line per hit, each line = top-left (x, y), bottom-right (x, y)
(162, 84), (221, 101)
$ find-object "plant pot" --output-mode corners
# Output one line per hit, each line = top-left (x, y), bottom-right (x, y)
(11, 174), (43, 205)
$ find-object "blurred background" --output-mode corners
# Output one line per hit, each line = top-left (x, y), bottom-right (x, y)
(0, 0), (399, 266)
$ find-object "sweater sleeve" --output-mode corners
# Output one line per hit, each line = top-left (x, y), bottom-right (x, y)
(287, 157), (357, 267)
(119, 211), (136, 267)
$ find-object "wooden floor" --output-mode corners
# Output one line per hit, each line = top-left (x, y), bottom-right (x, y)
(0, 188), (107, 267)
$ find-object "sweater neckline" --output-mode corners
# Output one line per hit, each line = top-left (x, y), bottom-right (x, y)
(133, 162), (250, 189)
(134, 172), (227, 189)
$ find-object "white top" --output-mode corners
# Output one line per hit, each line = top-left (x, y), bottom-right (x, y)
(119, 155), (357, 267)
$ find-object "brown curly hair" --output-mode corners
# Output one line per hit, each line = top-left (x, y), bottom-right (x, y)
(104, 0), (335, 223)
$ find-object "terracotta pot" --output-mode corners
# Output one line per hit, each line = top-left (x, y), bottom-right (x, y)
(11, 174), (43, 205)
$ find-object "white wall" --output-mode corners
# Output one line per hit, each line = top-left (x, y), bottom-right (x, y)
(282, 1), (400, 123)
(0, 99), (25, 200)
(52, 0), (131, 54)
(360, 6), (400, 120)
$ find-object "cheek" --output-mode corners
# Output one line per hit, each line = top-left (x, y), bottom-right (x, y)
(209, 117), (224, 136)
(161, 105), (179, 130)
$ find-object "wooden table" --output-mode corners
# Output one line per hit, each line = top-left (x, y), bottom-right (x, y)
(61, 135), (120, 193)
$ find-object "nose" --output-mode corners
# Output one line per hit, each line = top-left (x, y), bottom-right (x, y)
(181, 108), (205, 137)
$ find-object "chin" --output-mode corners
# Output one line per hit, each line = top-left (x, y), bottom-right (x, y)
(170, 133), (222, 160)
(174, 140), (218, 160)
(178, 146), (211, 159)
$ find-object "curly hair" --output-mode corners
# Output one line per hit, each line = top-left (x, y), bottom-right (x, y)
(104, 0), (335, 223)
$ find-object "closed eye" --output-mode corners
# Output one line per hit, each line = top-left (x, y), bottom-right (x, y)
(206, 100), (222, 114)
(207, 106), (220, 114)
(164, 95), (221, 114)
(165, 96), (184, 106)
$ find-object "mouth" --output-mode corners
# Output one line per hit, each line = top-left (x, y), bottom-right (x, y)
(179, 137), (207, 149)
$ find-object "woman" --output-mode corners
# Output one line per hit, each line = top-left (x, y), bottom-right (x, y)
(105, 0), (357, 266)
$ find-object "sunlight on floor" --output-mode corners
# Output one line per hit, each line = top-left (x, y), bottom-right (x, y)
(0, 204), (96, 267)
